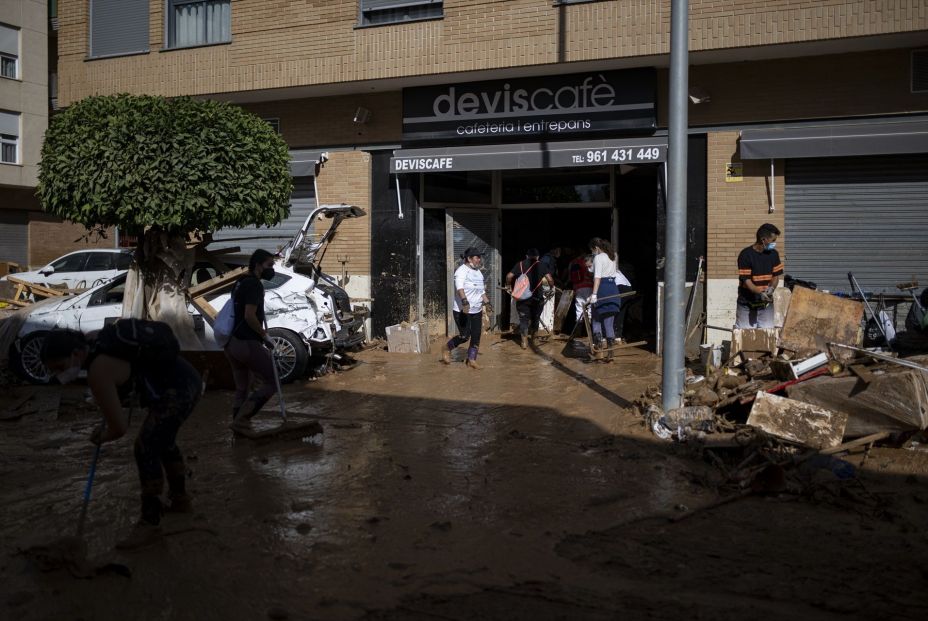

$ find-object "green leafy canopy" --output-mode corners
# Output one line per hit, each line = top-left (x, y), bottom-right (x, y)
(38, 94), (293, 233)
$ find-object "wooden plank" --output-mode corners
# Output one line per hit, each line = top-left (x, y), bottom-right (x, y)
(848, 364), (875, 385)
(553, 289), (573, 333)
(6, 277), (68, 297)
(187, 266), (248, 298)
(780, 286), (863, 361)
(191, 296), (218, 321)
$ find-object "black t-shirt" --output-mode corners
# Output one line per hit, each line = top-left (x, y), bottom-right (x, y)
(232, 275), (266, 340)
(509, 259), (545, 301)
(737, 246), (784, 305)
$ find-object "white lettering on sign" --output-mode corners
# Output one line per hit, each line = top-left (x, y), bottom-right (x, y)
(431, 75), (617, 119)
(394, 157), (455, 172)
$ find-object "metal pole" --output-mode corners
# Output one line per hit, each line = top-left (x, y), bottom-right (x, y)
(662, 0), (689, 412)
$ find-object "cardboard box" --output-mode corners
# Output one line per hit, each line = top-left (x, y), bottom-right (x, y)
(386, 321), (430, 354)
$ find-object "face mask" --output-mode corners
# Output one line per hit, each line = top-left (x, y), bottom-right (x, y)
(261, 267), (275, 281)
(765, 242), (777, 251)
(56, 366), (81, 385)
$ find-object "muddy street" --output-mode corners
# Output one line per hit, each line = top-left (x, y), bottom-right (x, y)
(2, 338), (927, 620)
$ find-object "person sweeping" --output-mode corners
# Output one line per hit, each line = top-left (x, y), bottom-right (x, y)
(41, 320), (201, 550)
(441, 247), (490, 369)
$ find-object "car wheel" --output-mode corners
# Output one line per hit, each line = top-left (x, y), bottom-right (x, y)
(266, 328), (308, 384)
(12, 332), (52, 385)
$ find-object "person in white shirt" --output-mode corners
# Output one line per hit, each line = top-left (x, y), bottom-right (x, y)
(442, 247), (491, 369)
(588, 237), (622, 362)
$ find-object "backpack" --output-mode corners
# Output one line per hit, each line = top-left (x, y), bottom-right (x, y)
(511, 260), (541, 301)
(94, 319), (180, 369)
(212, 282), (240, 347)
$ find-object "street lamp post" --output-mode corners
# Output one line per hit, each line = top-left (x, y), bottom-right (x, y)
(662, 0), (690, 412)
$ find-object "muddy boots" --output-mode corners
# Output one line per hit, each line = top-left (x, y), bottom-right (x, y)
(163, 459), (192, 514)
(441, 341), (453, 365)
(117, 482), (164, 550)
(520, 334), (528, 350)
(230, 392), (271, 433)
(465, 346), (481, 370)
(591, 336), (605, 361)
(605, 338), (615, 362)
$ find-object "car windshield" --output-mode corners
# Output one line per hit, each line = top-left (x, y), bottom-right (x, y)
(263, 272), (291, 290)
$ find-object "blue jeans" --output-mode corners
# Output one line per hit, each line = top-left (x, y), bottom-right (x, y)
(735, 303), (775, 328)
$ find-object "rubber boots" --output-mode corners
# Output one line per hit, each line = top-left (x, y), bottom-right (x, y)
(591, 336), (605, 361)
(605, 338), (615, 362)
(465, 346), (481, 370)
(230, 392), (270, 433)
(520, 334), (528, 350)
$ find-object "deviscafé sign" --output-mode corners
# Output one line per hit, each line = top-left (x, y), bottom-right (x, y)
(402, 68), (656, 142)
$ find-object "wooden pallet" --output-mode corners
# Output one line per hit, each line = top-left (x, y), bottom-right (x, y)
(187, 266), (248, 321)
(0, 276), (71, 308)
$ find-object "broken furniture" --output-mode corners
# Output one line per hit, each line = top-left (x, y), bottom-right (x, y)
(779, 286), (863, 360)
(0, 277), (72, 308)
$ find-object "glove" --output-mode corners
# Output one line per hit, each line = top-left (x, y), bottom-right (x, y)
(460, 302), (471, 314)
(589, 294), (598, 305)
(758, 290), (773, 304)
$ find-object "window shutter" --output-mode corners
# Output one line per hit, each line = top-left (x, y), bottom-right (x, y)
(90, 0), (149, 58)
(0, 24), (18, 56)
(0, 111), (19, 136)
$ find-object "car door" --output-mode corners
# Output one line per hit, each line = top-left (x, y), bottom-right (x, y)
(81, 252), (116, 289)
(47, 252), (91, 289)
(79, 277), (126, 332)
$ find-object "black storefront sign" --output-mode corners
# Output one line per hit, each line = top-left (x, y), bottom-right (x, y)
(402, 68), (656, 143)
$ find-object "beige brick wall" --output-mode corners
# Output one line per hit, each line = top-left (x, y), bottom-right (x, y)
(57, 0), (928, 105)
(706, 131), (785, 280)
(681, 48), (928, 127)
(314, 150), (371, 277)
(28, 214), (116, 269)
(243, 92), (402, 148)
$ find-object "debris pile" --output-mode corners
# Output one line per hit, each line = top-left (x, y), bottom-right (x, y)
(640, 285), (928, 507)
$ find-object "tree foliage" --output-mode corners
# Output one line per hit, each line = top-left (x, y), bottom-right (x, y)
(38, 94), (293, 233)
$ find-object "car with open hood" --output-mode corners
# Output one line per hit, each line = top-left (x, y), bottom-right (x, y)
(8, 204), (368, 385)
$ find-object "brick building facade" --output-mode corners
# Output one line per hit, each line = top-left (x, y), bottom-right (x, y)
(52, 0), (928, 340)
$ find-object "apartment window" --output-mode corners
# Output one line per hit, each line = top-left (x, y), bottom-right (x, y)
(359, 0), (443, 27)
(89, 0), (149, 58)
(0, 111), (20, 164)
(0, 24), (19, 79)
(167, 1), (231, 49)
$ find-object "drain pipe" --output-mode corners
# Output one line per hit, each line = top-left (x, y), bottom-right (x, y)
(661, 0), (690, 413)
(394, 176), (405, 220)
(768, 159), (776, 213)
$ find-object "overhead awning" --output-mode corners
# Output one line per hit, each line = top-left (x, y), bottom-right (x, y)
(739, 119), (928, 160)
(289, 150), (328, 177)
(390, 137), (666, 174)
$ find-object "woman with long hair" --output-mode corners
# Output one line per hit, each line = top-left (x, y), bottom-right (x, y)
(587, 237), (621, 361)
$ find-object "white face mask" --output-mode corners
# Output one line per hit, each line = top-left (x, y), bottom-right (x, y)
(56, 365), (81, 385)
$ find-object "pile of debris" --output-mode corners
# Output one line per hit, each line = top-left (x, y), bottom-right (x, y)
(641, 286), (928, 503)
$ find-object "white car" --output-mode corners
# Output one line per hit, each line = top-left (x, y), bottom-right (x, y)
(9, 205), (368, 385)
(3, 249), (133, 290)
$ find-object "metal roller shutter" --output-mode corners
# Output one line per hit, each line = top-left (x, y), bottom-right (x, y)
(211, 180), (316, 259)
(785, 155), (928, 294)
(0, 210), (28, 267)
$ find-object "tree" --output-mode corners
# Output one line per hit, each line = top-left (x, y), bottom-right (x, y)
(38, 94), (293, 346)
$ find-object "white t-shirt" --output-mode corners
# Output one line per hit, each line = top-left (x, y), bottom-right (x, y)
(453, 263), (485, 313)
(592, 253), (617, 280)
(614, 269), (632, 287)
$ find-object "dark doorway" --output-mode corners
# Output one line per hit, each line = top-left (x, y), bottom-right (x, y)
(617, 165), (660, 344)
(500, 207), (612, 332)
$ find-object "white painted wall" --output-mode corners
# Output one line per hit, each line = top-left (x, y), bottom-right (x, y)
(342, 273), (372, 340)
(706, 278), (738, 347)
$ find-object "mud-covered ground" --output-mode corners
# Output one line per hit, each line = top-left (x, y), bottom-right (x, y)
(2, 336), (927, 620)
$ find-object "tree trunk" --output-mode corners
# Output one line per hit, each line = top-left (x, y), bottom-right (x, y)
(121, 228), (203, 350)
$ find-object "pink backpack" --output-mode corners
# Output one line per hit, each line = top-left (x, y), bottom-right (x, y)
(511, 261), (542, 301)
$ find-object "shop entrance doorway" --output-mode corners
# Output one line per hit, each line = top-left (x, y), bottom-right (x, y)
(499, 207), (612, 334)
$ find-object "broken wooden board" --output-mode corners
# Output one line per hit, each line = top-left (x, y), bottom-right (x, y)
(553, 289), (574, 333)
(787, 369), (928, 437)
(731, 328), (778, 360)
(779, 286), (863, 361)
(773, 287), (792, 328)
(747, 391), (848, 449)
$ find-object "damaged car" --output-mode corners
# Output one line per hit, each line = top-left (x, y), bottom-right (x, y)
(8, 204), (369, 385)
